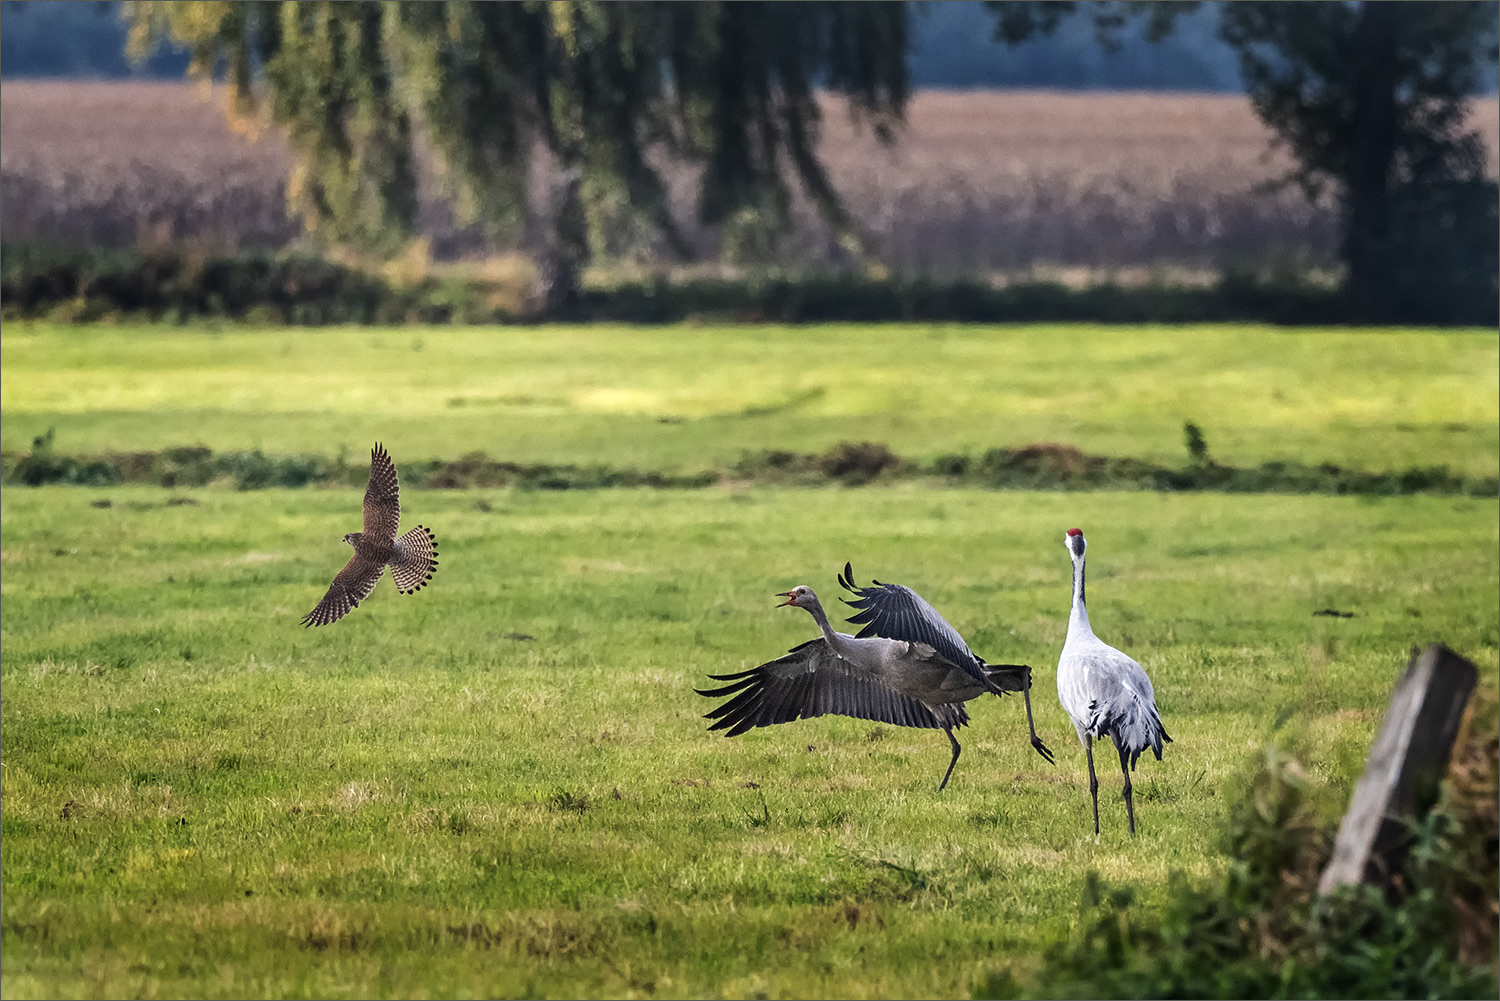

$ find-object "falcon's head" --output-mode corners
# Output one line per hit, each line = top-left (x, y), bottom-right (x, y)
(343, 532), (362, 546)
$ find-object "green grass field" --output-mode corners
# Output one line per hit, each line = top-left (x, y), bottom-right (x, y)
(2, 322), (1496, 476)
(2, 322), (1497, 998)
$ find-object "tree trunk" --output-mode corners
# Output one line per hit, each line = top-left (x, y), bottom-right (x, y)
(537, 167), (589, 318)
(1343, 1), (1401, 320)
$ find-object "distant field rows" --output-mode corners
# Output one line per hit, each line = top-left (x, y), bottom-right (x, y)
(12, 84), (1496, 272)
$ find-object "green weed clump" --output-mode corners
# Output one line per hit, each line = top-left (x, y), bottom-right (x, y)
(6, 428), (120, 487)
(978, 695), (1500, 1000)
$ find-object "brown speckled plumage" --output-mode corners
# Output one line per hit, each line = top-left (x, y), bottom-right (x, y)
(301, 444), (439, 627)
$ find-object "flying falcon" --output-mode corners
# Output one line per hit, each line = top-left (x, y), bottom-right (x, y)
(301, 443), (439, 627)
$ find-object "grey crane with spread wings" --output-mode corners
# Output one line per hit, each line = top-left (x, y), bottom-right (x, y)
(838, 562), (1054, 767)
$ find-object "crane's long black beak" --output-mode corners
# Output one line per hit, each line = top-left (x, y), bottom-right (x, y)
(775, 591), (795, 607)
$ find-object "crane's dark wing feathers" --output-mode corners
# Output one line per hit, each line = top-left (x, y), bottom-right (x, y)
(837, 563), (989, 687)
(697, 639), (967, 737)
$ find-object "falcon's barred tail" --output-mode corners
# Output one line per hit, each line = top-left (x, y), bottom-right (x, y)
(390, 525), (439, 593)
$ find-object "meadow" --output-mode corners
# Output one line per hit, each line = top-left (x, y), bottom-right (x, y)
(3, 484), (1496, 999)
(1, 320), (1497, 997)
(16, 84), (1500, 273)
(3, 322), (1496, 478)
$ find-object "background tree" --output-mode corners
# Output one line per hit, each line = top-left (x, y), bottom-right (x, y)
(1218, 1), (1498, 323)
(126, 1), (907, 312)
(986, 0), (1499, 324)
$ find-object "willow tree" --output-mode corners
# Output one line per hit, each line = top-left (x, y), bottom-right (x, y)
(127, 1), (907, 308)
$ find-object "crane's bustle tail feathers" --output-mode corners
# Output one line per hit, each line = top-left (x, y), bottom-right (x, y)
(980, 661), (1031, 694)
(1086, 696), (1170, 769)
(390, 525), (439, 593)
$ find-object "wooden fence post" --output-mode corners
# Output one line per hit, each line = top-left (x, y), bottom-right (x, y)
(1317, 644), (1479, 896)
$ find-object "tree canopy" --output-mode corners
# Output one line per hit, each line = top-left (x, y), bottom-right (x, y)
(127, 1), (907, 303)
(1219, 0), (1498, 321)
(986, 0), (1498, 323)
(125, 1), (1497, 322)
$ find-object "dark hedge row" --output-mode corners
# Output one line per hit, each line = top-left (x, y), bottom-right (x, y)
(11, 241), (1489, 327)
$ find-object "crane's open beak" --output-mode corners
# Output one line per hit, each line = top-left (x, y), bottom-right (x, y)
(775, 591), (796, 607)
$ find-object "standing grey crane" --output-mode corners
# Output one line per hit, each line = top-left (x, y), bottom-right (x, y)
(1056, 528), (1170, 834)
(837, 562), (1054, 765)
(697, 581), (1051, 791)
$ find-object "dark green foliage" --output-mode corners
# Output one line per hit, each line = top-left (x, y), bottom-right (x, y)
(8, 438), (1494, 498)
(986, 0), (1187, 49)
(984, 1), (1500, 327)
(1218, 1), (1500, 324)
(7, 242), (1413, 325)
(816, 441), (901, 485)
(8, 429), (120, 488)
(127, 1), (907, 284)
(1183, 422), (1209, 466)
(976, 720), (1500, 1000)
(7, 0), (1285, 91)
(579, 272), (1355, 325)
(1382, 177), (1500, 327)
(0, 244), (457, 325)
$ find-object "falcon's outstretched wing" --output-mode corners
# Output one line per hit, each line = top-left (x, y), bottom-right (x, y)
(301, 554), (385, 627)
(362, 443), (402, 544)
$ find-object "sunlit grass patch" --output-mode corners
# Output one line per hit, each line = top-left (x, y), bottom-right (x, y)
(3, 322), (1496, 477)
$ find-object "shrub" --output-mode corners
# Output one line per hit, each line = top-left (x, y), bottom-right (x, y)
(818, 441), (900, 485)
(976, 692), (1500, 1000)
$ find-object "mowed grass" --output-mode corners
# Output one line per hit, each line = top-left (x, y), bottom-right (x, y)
(2, 322), (1497, 477)
(3, 485), (1497, 999)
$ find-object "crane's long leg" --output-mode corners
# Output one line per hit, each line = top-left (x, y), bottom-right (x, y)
(1117, 743), (1136, 835)
(985, 664), (1055, 764)
(1085, 738), (1100, 835)
(1019, 669), (1055, 764)
(938, 726), (961, 792)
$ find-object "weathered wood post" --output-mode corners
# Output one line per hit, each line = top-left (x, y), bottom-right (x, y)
(1318, 644), (1479, 896)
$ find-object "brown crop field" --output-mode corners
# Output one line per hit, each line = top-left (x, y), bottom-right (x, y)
(3, 81), (1496, 276)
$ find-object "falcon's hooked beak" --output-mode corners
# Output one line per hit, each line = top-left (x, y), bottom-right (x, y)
(775, 590), (797, 607)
